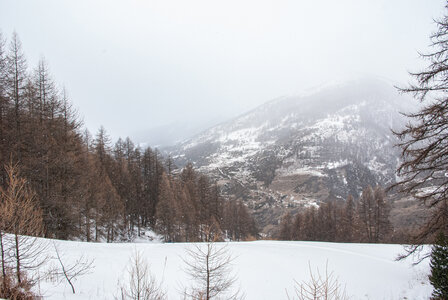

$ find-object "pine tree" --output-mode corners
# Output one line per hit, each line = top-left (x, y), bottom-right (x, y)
(429, 233), (448, 299)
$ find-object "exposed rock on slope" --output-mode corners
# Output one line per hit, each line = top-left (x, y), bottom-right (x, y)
(169, 78), (417, 235)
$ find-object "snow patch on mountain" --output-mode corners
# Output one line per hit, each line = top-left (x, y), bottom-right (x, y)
(169, 77), (417, 233)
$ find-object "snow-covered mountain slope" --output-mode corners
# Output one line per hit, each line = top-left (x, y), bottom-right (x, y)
(169, 77), (417, 233)
(39, 239), (431, 299)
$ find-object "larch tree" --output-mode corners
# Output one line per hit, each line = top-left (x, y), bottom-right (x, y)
(358, 186), (375, 242)
(393, 1), (448, 259)
(183, 227), (239, 300)
(141, 147), (155, 227)
(173, 181), (196, 242)
(6, 32), (27, 159)
(292, 212), (303, 241)
(118, 250), (165, 300)
(373, 186), (392, 243)
(0, 32), (259, 243)
(197, 175), (212, 240)
(0, 162), (47, 285)
(302, 207), (317, 241)
(155, 172), (178, 242)
(222, 199), (255, 241)
(0, 32), (7, 189)
(341, 195), (356, 242)
(222, 200), (239, 241)
(279, 212), (293, 241)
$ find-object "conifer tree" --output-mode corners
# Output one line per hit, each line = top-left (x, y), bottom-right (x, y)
(393, 1), (448, 259)
(341, 195), (356, 242)
(292, 212), (302, 240)
(279, 212), (293, 240)
(156, 173), (178, 242)
(0, 32), (7, 189)
(303, 207), (317, 241)
(0, 162), (46, 284)
(373, 186), (392, 242)
(429, 233), (448, 299)
(358, 186), (375, 242)
(6, 32), (27, 158)
(0, 31), (259, 242)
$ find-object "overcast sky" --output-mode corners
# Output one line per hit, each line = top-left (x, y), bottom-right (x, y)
(0, 0), (445, 144)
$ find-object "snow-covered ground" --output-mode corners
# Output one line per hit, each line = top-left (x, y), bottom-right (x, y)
(37, 239), (432, 299)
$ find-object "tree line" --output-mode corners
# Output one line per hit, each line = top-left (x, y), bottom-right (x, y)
(278, 185), (394, 243)
(0, 31), (257, 242)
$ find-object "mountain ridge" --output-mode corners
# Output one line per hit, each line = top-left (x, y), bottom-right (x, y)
(168, 77), (418, 235)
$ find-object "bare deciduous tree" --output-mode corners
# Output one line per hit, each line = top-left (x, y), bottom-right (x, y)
(0, 162), (48, 298)
(287, 262), (349, 300)
(0, 162), (48, 284)
(182, 227), (241, 300)
(117, 250), (166, 300)
(0, 30), (258, 243)
(392, 2), (448, 261)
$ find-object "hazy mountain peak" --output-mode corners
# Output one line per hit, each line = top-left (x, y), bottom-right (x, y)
(169, 77), (416, 233)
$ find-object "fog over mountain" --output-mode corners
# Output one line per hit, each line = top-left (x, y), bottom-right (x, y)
(168, 77), (419, 234)
(133, 117), (228, 148)
(0, 0), (443, 143)
(0, 2), (446, 298)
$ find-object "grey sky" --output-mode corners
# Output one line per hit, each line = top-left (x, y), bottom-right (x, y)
(0, 0), (445, 144)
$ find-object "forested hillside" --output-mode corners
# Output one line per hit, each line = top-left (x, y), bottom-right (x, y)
(0, 31), (257, 242)
(169, 75), (418, 237)
(278, 185), (395, 243)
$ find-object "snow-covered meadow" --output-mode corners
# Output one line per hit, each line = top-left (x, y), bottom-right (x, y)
(37, 239), (432, 299)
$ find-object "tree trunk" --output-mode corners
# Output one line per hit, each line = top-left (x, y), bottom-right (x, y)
(0, 232), (6, 287)
(15, 233), (21, 283)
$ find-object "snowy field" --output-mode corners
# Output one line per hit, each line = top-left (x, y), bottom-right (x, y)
(36, 239), (432, 299)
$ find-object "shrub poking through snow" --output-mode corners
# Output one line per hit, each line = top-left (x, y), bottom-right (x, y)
(0, 269), (36, 300)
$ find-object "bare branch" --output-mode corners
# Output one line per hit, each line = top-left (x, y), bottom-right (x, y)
(50, 242), (94, 294)
(287, 261), (349, 300)
(117, 249), (166, 300)
(182, 225), (242, 300)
